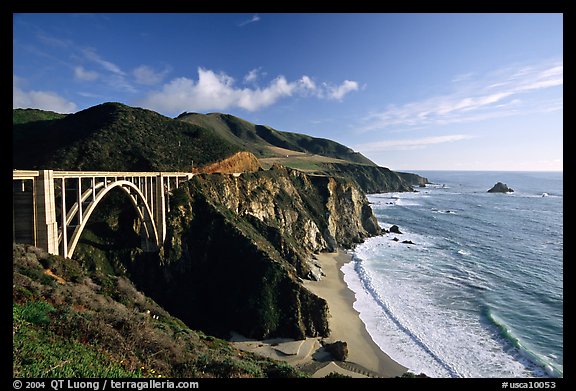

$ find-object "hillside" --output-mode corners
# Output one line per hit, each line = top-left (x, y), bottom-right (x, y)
(12, 104), (421, 377)
(176, 112), (424, 192)
(12, 166), (388, 378)
(194, 151), (262, 174)
(13, 243), (304, 378)
(13, 103), (427, 192)
(177, 112), (375, 165)
(13, 108), (67, 125)
(13, 103), (240, 171)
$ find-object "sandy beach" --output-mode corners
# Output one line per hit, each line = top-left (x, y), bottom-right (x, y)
(231, 249), (407, 378)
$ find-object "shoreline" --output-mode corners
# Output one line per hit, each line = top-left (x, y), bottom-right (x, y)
(231, 249), (407, 378)
(303, 249), (407, 377)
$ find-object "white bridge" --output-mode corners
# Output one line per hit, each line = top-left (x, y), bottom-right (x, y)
(13, 170), (193, 258)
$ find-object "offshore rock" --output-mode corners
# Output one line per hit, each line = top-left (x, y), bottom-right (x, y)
(487, 182), (514, 193)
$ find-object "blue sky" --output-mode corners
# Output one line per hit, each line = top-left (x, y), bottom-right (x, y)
(13, 13), (563, 171)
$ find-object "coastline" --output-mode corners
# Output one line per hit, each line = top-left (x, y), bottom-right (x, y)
(303, 249), (407, 377)
(231, 249), (407, 378)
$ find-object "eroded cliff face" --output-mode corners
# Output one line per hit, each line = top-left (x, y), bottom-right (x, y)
(321, 162), (415, 194)
(181, 166), (380, 258)
(127, 166), (381, 340)
(194, 151), (262, 174)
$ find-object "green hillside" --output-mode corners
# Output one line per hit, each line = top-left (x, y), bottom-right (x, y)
(13, 108), (67, 125)
(174, 112), (423, 192)
(13, 103), (426, 192)
(13, 243), (304, 378)
(13, 103), (240, 171)
(177, 112), (375, 165)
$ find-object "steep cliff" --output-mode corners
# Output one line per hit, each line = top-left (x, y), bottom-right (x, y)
(321, 163), (415, 193)
(124, 166), (380, 340)
(396, 171), (430, 187)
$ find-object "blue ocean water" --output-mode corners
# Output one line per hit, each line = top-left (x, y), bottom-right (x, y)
(345, 171), (563, 378)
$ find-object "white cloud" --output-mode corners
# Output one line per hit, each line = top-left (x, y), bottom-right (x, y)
(23, 32), (137, 95)
(140, 67), (359, 114)
(74, 66), (99, 81)
(77, 91), (105, 99)
(36, 32), (73, 49)
(82, 48), (125, 75)
(80, 47), (137, 93)
(244, 68), (261, 83)
(13, 76), (77, 113)
(239, 14), (261, 27)
(355, 134), (474, 152)
(326, 80), (359, 100)
(361, 60), (563, 132)
(133, 65), (171, 85)
(451, 72), (475, 83)
(299, 75), (316, 91)
(516, 65), (563, 91)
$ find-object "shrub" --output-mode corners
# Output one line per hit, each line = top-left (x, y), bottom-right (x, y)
(14, 301), (55, 325)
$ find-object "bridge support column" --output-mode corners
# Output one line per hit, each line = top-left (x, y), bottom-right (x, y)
(155, 174), (166, 245)
(35, 170), (59, 255)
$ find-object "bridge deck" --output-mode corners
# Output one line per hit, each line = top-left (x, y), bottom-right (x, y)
(13, 170), (194, 178)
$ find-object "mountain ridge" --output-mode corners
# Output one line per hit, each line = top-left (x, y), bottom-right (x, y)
(13, 102), (240, 171)
(13, 102), (428, 192)
(176, 111), (376, 166)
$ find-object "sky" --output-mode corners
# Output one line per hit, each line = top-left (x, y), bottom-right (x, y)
(13, 13), (563, 171)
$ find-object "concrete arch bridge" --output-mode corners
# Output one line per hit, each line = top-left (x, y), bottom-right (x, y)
(13, 170), (193, 258)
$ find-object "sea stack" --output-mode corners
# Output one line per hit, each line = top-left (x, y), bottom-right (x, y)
(487, 182), (514, 193)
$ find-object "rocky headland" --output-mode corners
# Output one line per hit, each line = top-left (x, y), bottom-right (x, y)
(13, 104), (428, 378)
(120, 165), (381, 340)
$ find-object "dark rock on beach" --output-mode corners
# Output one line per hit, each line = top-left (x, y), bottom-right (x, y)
(324, 340), (349, 361)
(390, 225), (402, 234)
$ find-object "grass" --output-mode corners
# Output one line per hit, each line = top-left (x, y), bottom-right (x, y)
(176, 111), (376, 166)
(13, 244), (308, 379)
(13, 301), (139, 378)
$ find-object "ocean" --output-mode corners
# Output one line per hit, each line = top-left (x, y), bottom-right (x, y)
(344, 171), (563, 378)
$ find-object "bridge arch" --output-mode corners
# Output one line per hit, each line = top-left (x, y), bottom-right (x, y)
(66, 180), (160, 258)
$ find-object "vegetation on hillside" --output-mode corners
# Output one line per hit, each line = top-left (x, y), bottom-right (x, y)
(13, 108), (67, 125)
(321, 163), (415, 193)
(13, 103), (240, 171)
(13, 243), (305, 378)
(13, 103), (425, 193)
(177, 112), (375, 165)
(176, 112), (424, 192)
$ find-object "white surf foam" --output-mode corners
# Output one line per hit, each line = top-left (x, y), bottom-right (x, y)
(344, 236), (543, 378)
